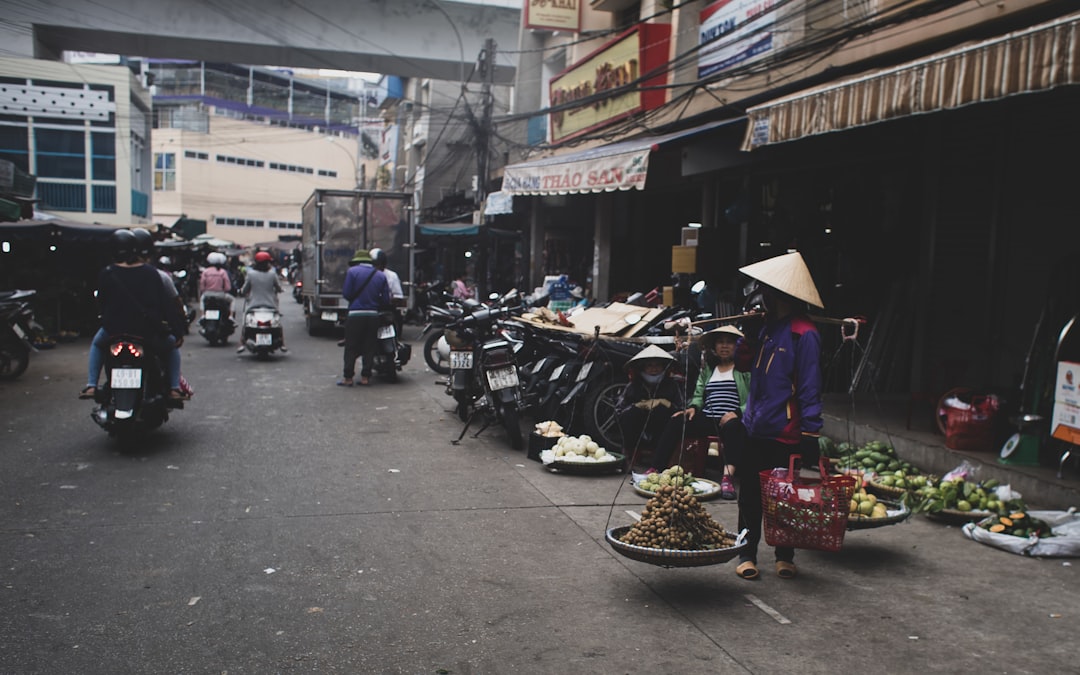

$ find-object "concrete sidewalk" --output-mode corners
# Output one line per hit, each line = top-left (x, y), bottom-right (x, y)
(821, 393), (1080, 511)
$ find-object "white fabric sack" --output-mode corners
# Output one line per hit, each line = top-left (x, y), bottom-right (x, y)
(962, 509), (1080, 557)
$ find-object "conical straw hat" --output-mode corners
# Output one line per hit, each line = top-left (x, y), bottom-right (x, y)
(700, 324), (744, 351)
(739, 251), (824, 309)
(626, 344), (674, 368)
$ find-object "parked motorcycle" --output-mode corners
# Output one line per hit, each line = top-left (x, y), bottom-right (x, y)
(372, 309), (411, 381)
(445, 303), (526, 450)
(240, 305), (285, 359)
(0, 289), (40, 380)
(197, 294), (235, 346)
(90, 334), (181, 439)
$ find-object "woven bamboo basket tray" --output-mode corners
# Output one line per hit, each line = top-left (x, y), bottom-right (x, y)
(846, 499), (912, 530)
(866, 479), (907, 499)
(605, 526), (747, 568)
(925, 508), (994, 525)
(632, 477), (722, 501)
(544, 452), (626, 475)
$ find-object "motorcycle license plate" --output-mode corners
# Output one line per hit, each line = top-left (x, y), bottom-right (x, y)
(111, 368), (142, 389)
(255, 333), (272, 346)
(203, 309), (220, 320)
(450, 351), (473, 370)
(321, 311), (338, 322)
(486, 365), (519, 391)
(377, 325), (396, 339)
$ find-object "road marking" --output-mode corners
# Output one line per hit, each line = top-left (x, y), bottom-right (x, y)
(745, 594), (791, 624)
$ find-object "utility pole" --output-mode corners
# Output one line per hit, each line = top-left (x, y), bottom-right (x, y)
(475, 38), (496, 297)
(475, 38), (496, 210)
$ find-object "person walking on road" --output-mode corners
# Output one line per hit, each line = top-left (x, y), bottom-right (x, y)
(339, 249), (390, 387)
(733, 251), (825, 582)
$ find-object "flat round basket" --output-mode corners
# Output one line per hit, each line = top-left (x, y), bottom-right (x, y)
(632, 478), (722, 501)
(846, 499), (912, 530)
(605, 526), (747, 568)
(545, 452), (626, 475)
(865, 480), (907, 499)
(925, 508), (994, 525)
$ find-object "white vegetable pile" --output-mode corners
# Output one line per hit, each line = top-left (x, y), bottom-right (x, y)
(540, 434), (616, 464)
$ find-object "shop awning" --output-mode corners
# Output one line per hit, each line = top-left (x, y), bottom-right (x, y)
(742, 11), (1080, 150)
(502, 118), (744, 196)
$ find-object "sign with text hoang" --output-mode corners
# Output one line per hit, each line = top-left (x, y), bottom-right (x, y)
(548, 23), (671, 143)
(525, 0), (581, 33)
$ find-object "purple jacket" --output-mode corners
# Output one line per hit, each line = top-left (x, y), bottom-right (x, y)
(343, 264), (390, 315)
(742, 314), (823, 444)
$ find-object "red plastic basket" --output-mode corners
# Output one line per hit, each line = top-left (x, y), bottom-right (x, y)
(760, 455), (857, 552)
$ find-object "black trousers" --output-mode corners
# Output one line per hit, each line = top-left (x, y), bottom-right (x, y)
(651, 413), (746, 470)
(343, 314), (379, 379)
(735, 437), (800, 564)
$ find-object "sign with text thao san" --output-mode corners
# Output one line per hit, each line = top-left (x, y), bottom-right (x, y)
(548, 23), (671, 144)
(525, 0), (581, 33)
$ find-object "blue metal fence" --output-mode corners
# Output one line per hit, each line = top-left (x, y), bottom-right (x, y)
(37, 182), (86, 212)
(131, 189), (149, 217)
(92, 185), (116, 213)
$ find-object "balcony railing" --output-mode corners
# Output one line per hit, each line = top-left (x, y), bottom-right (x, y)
(92, 185), (116, 214)
(37, 182), (86, 212)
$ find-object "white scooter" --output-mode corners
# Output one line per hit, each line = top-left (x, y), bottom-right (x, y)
(240, 304), (285, 359)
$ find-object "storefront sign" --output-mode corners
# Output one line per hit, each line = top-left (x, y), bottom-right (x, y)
(548, 23), (670, 143)
(698, 0), (777, 80)
(525, 0), (580, 33)
(502, 147), (650, 195)
(1052, 361), (1080, 444)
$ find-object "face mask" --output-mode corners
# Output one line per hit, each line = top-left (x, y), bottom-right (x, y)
(641, 371), (665, 386)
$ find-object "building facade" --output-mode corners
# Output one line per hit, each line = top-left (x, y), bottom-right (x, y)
(501, 0), (1080, 419)
(147, 61), (375, 248)
(0, 56), (152, 226)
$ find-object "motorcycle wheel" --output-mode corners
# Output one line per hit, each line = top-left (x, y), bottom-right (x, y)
(500, 403), (524, 450)
(456, 399), (470, 423)
(423, 331), (450, 375)
(0, 340), (30, 380)
(582, 377), (627, 451)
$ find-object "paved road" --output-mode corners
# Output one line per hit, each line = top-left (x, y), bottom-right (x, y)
(1, 300), (1076, 674)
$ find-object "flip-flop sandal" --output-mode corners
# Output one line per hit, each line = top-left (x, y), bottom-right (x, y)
(336, 379), (354, 387)
(78, 386), (96, 399)
(735, 561), (759, 580)
(776, 561), (797, 579)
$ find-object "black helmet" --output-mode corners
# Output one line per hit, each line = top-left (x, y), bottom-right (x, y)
(111, 229), (138, 263)
(369, 247), (387, 268)
(131, 227), (153, 258)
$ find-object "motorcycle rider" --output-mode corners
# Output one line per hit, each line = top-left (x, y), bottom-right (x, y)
(370, 247), (404, 334)
(199, 251), (233, 317)
(339, 249), (390, 387)
(80, 229), (189, 401)
(238, 251), (286, 353)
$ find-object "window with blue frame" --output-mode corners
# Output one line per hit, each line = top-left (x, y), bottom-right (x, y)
(154, 152), (175, 191)
(91, 132), (115, 180)
(35, 128), (85, 178)
(0, 124), (29, 171)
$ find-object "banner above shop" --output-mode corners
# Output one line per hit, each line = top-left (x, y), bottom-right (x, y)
(548, 23), (671, 144)
(503, 118), (743, 196)
(483, 190), (513, 216)
(525, 0), (580, 33)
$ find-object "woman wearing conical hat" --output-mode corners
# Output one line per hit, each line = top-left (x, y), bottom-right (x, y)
(613, 344), (687, 461)
(733, 251), (825, 582)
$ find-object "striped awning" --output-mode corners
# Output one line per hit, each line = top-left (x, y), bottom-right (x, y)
(742, 12), (1080, 150)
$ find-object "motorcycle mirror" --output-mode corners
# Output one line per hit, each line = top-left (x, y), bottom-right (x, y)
(489, 292), (500, 301)
(691, 280), (706, 294)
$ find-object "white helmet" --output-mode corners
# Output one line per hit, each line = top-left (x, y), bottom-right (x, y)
(207, 252), (227, 266)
